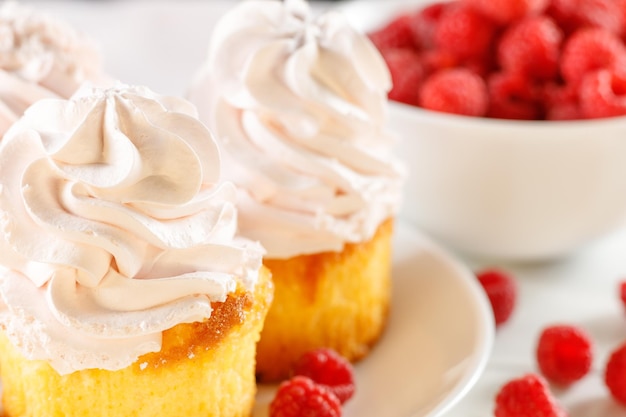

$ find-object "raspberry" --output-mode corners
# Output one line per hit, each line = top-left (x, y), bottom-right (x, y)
(487, 72), (542, 120)
(419, 68), (488, 116)
(292, 348), (355, 404)
(548, 0), (624, 35)
(543, 83), (581, 120)
(579, 69), (626, 119)
(368, 13), (416, 51)
(605, 341), (626, 406)
(542, 83), (578, 108)
(494, 374), (568, 417)
(545, 103), (582, 120)
(546, 0), (579, 34)
(269, 376), (342, 417)
(421, 49), (458, 77)
(464, 0), (549, 24)
(463, 55), (496, 78)
(476, 268), (517, 326)
(497, 16), (563, 81)
(409, 2), (448, 50)
(560, 28), (626, 87)
(579, 0), (625, 34)
(382, 48), (424, 106)
(434, 3), (497, 61)
(536, 325), (593, 385)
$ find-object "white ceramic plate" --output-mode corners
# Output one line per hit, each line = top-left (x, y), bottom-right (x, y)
(253, 223), (494, 417)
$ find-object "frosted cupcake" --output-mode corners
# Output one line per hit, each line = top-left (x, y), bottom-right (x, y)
(0, 1), (108, 136)
(0, 85), (272, 417)
(189, 0), (405, 382)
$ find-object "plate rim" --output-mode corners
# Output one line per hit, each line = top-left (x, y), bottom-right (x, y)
(392, 223), (494, 417)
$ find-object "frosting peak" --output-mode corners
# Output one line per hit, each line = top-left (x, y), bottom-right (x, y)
(0, 1), (109, 137)
(0, 85), (263, 374)
(189, 0), (405, 258)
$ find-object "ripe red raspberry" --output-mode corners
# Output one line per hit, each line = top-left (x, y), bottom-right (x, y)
(497, 16), (563, 81)
(536, 325), (593, 385)
(419, 68), (488, 116)
(543, 83), (581, 120)
(421, 49), (458, 77)
(409, 2), (448, 50)
(579, 69), (626, 119)
(548, 0), (624, 35)
(292, 348), (355, 404)
(382, 48), (424, 106)
(462, 55), (496, 78)
(560, 28), (626, 87)
(494, 373), (568, 417)
(605, 341), (626, 406)
(545, 103), (582, 120)
(464, 0), (549, 24)
(269, 376), (342, 417)
(487, 72), (542, 120)
(434, 3), (497, 61)
(368, 13), (416, 51)
(475, 268), (517, 326)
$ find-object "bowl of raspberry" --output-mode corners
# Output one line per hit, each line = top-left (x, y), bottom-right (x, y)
(341, 0), (626, 260)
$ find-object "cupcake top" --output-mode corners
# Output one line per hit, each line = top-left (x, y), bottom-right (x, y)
(189, 0), (405, 259)
(0, 84), (264, 375)
(0, 1), (108, 136)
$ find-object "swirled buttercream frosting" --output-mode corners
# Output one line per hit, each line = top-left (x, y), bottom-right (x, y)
(189, 0), (405, 259)
(0, 84), (264, 374)
(0, 1), (108, 136)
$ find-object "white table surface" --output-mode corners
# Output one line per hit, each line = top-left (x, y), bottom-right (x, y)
(19, 1), (626, 416)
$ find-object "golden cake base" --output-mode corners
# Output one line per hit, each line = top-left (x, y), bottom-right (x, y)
(256, 219), (394, 382)
(0, 267), (273, 417)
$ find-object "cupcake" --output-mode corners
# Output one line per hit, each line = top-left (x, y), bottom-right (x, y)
(0, 1), (109, 136)
(0, 85), (273, 417)
(189, 0), (405, 381)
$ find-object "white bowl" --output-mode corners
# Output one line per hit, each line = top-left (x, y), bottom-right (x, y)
(339, 0), (626, 260)
(390, 104), (626, 260)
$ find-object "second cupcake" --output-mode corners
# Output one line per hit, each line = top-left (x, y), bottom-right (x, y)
(190, 0), (405, 382)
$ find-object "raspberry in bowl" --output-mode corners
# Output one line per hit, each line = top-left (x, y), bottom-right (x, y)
(338, 0), (626, 260)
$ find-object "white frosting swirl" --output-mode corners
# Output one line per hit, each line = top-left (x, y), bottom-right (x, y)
(0, 1), (108, 137)
(189, 0), (405, 259)
(0, 85), (263, 374)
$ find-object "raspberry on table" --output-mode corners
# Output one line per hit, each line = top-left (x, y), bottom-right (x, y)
(579, 69), (626, 119)
(418, 68), (489, 116)
(536, 325), (593, 386)
(560, 27), (626, 87)
(464, 0), (549, 25)
(475, 268), (518, 326)
(434, 3), (497, 61)
(382, 48), (424, 106)
(269, 376), (342, 417)
(497, 16), (563, 81)
(487, 71), (542, 120)
(367, 13), (416, 52)
(292, 348), (356, 404)
(494, 373), (568, 417)
(605, 341), (626, 406)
